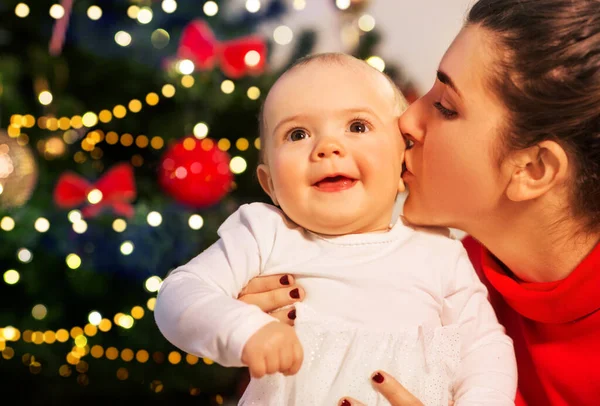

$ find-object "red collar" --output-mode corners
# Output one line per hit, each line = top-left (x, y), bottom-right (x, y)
(481, 242), (600, 323)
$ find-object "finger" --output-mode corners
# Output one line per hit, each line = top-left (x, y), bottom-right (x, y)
(264, 352), (280, 375)
(371, 370), (423, 406)
(338, 397), (367, 406)
(239, 274), (295, 296)
(249, 358), (266, 379)
(239, 286), (305, 313)
(278, 344), (293, 373)
(288, 341), (304, 375)
(269, 307), (297, 326)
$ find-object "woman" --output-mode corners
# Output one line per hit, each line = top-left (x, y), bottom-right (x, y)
(237, 0), (600, 404)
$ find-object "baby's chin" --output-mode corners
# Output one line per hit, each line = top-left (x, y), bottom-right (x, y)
(293, 213), (387, 236)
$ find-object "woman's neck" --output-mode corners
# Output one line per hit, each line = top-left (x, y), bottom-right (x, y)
(470, 212), (599, 283)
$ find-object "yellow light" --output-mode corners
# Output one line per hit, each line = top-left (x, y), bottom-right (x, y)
(34, 218), (50, 233)
(58, 117), (71, 130)
(82, 112), (98, 127)
(1, 216), (15, 231)
(273, 25), (293, 45)
(230, 156), (247, 174)
(128, 99), (142, 113)
(115, 31), (132, 47)
(49, 4), (65, 19)
(127, 5), (139, 19)
(131, 306), (145, 319)
(203, 1), (219, 16)
(15, 3), (30, 18)
(181, 75), (195, 88)
(246, 0), (261, 13)
(7, 124), (20, 137)
(74, 335), (87, 348)
(44, 331), (56, 344)
(193, 122), (209, 139)
(106, 131), (119, 144)
(177, 59), (195, 75)
(336, 0), (351, 10)
(366, 56), (385, 72)
(218, 138), (231, 151)
(87, 5), (102, 20)
(119, 315), (134, 329)
(221, 80), (235, 94)
(38, 91), (53, 105)
(70, 115), (83, 129)
(113, 104), (127, 118)
(68, 210), (82, 223)
(112, 219), (127, 232)
(188, 214), (204, 230)
(66, 253), (81, 269)
(88, 311), (102, 325)
(87, 188), (103, 204)
(105, 347), (119, 360)
(98, 319), (112, 332)
(358, 14), (376, 32)
(3, 270), (19, 285)
(244, 51), (261, 67)
(97, 110), (111, 123)
(17, 248), (32, 263)
(145, 276), (163, 293)
(31, 304), (47, 320)
(90, 345), (104, 358)
(247, 86), (261, 100)
(120, 241), (134, 255)
(56, 329), (70, 342)
(146, 92), (159, 106)
(161, 84), (176, 98)
(0, 185), (3, 195)
(72, 220), (88, 234)
(84, 324), (97, 337)
(236, 138), (249, 151)
(293, 0), (306, 10)
(168, 351), (182, 364)
(137, 7), (153, 24)
(186, 354), (199, 365)
(136, 350), (149, 363)
(147, 297), (157, 311)
(121, 348), (134, 362)
(147, 211), (162, 227)
(151, 28), (170, 49)
(2, 326), (17, 341)
(120, 133), (134, 147)
(203, 357), (214, 365)
(162, 0), (177, 14)
(151, 136), (164, 149)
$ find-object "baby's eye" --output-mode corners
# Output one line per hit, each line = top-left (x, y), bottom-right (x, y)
(405, 138), (415, 150)
(349, 121), (369, 133)
(288, 129), (308, 142)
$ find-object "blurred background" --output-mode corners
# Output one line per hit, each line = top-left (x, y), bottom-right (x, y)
(0, 0), (471, 404)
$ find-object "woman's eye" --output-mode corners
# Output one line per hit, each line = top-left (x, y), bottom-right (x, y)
(288, 129), (308, 142)
(433, 102), (458, 119)
(349, 121), (368, 133)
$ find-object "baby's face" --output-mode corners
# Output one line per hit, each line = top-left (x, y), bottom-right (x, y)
(258, 60), (406, 235)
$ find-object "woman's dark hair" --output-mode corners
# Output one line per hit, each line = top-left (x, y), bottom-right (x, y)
(467, 0), (600, 232)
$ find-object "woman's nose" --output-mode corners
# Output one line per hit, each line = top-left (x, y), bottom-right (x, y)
(398, 100), (425, 144)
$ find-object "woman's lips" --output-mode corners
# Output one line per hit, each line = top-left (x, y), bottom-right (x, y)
(313, 175), (357, 192)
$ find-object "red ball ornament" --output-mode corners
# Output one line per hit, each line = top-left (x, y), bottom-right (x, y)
(158, 136), (233, 208)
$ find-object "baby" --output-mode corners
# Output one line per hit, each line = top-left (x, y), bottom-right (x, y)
(154, 53), (517, 405)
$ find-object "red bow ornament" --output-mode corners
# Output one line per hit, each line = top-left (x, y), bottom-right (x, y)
(53, 163), (137, 218)
(178, 20), (267, 78)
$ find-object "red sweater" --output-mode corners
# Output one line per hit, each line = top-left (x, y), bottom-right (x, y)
(462, 237), (600, 406)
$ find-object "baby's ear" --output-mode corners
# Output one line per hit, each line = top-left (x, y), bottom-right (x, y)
(257, 164), (279, 205)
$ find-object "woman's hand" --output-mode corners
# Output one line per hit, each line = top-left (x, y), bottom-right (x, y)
(238, 274), (305, 325)
(339, 370), (451, 406)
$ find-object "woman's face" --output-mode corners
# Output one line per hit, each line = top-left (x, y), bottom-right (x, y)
(400, 25), (511, 232)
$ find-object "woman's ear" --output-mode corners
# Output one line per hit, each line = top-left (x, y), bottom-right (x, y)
(504, 140), (569, 202)
(257, 164), (279, 206)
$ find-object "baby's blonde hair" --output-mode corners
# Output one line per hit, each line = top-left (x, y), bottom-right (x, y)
(257, 52), (408, 164)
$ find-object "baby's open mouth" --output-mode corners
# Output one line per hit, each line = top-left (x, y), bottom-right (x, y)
(313, 175), (357, 191)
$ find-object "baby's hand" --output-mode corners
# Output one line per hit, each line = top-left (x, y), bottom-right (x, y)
(241, 321), (303, 378)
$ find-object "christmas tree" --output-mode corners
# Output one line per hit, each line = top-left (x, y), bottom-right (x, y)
(0, 0), (415, 403)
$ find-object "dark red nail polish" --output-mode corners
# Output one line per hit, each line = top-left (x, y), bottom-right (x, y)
(290, 288), (300, 299)
(341, 400), (351, 406)
(288, 309), (296, 320)
(280, 275), (290, 285)
(372, 372), (384, 384)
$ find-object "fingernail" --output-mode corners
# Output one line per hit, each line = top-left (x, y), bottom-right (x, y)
(372, 372), (384, 384)
(287, 309), (296, 320)
(289, 288), (300, 299)
(340, 400), (351, 406)
(279, 275), (290, 285)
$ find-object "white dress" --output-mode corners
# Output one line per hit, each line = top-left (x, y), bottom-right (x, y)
(154, 203), (517, 406)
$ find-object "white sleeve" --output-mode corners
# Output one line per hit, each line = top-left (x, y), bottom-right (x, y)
(154, 204), (280, 367)
(442, 244), (518, 405)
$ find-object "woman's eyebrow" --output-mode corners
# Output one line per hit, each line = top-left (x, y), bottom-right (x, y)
(437, 70), (461, 98)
